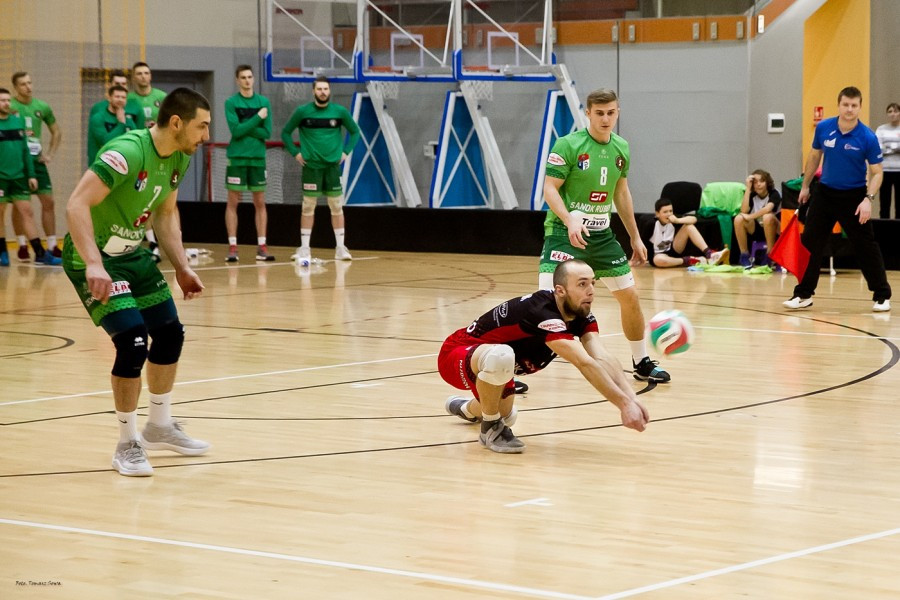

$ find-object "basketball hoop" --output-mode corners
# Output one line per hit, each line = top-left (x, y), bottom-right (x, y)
(368, 80), (399, 100)
(468, 79), (493, 101)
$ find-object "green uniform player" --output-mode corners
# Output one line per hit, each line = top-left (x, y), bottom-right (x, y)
(128, 88), (167, 126)
(10, 95), (55, 194)
(540, 88), (670, 383)
(87, 86), (137, 163)
(223, 65), (275, 262)
(64, 88), (211, 476)
(281, 77), (360, 264)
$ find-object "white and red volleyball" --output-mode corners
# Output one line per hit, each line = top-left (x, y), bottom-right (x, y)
(647, 310), (694, 356)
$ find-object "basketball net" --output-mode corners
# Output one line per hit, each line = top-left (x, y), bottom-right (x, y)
(283, 81), (309, 103)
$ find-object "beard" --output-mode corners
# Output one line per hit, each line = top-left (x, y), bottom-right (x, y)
(315, 92), (330, 105)
(564, 296), (591, 319)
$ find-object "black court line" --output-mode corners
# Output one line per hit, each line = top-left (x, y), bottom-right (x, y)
(1, 321), (894, 479)
(0, 331), (75, 358)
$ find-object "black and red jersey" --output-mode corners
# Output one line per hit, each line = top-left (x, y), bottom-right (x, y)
(445, 290), (599, 375)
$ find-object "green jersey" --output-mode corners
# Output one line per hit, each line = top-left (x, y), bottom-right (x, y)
(66, 129), (190, 269)
(224, 92), (272, 165)
(9, 96), (56, 157)
(280, 101), (360, 169)
(90, 98), (146, 129)
(543, 129), (630, 238)
(128, 88), (167, 125)
(0, 114), (36, 180)
(88, 108), (137, 164)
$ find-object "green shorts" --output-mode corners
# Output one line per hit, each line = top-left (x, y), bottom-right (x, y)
(33, 161), (52, 194)
(539, 232), (632, 279)
(63, 245), (172, 326)
(0, 177), (32, 202)
(225, 163), (267, 192)
(302, 164), (342, 197)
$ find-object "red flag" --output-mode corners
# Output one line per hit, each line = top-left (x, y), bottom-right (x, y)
(769, 213), (810, 281)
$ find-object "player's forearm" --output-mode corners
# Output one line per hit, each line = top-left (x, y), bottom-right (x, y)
(48, 126), (62, 158)
(66, 201), (103, 267)
(614, 196), (640, 239)
(280, 126), (300, 156)
(576, 359), (633, 409)
(802, 151), (821, 187)
(543, 185), (569, 220)
(867, 167), (883, 198)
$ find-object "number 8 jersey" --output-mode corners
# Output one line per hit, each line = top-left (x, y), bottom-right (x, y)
(66, 129), (191, 268)
(543, 128), (630, 239)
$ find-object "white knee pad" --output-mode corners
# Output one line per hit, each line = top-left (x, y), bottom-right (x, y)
(302, 196), (317, 217)
(476, 344), (515, 386)
(327, 195), (344, 216)
(538, 271), (553, 290)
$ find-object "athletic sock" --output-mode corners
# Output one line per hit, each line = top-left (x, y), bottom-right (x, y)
(334, 228), (345, 248)
(147, 392), (172, 426)
(228, 236), (237, 246)
(29, 238), (45, 258)
(629, 339), (649, 364)
(17, 235), (26, 248)
(47, 235), (57, 250)
(257, 237), (266, 246)
(117, 410), (139, 443)
(300, 229), (312, 249)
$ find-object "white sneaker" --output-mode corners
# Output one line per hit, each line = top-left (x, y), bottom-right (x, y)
(112, 440), (154, 476)
(141, 421), (210, 456)
(783, 296), (813, 310)
(335, 245), (353, 261)
(295, 246), (311, 267)
(873, 299), (891, 312)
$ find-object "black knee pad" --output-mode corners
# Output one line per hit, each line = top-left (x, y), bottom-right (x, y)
(148, 320), (185, 365)
(111, 325), (149, 378)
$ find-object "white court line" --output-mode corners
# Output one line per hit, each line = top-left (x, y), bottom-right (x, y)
(0, 353), (438, 407)
(698, 325), (900, 342)
(0, 517), (592, 600)
(169, 256), (380, 273)
(595, 526), (900, 599)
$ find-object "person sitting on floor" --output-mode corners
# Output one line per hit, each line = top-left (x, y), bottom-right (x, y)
(647, 198), (729, 268)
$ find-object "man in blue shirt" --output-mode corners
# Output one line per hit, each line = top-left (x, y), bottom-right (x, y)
(784, 86), (891, 312)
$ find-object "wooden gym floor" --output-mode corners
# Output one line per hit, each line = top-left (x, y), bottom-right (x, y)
(1, 246), (899, 599)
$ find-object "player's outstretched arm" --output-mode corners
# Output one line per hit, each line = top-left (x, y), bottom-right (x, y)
(66, 171), (113, 303)
(546, 336), (649, 431)
(155, 190), (203, 300)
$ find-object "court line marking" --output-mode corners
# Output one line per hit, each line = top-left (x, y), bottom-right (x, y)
(0, 517), (592, 600)
(594, 526), (900, 599)
(0, 353), (439, 407)
(169, 255), (380, 273)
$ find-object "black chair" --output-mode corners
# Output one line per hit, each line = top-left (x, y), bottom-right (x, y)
(660, 181), (702, 216)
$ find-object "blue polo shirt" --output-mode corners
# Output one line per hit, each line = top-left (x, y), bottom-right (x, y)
(813, 116), (883, 190)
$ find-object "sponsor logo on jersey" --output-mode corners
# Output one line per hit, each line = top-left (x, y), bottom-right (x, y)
(615, 155), (625, 171)
(331, 119), (338, 127)
(35, 111), (43, 119)
(823, 138), (836, 148)
(100, 150), (129, 175)
(547, 152), (565, 166)
(170, 169), (181, 188)
(154, 100), (161, 107)
(577, 153), (590, 171)
(492, 301), (509, 323)
(110, 281), (132, 297)
(589, 191), (609, 203)
(538, 318), (567, 333)
(303, 183), (317, 191)
(227, 176), (241, 185)
(550, 250), (573, 262)
(134, 170), (148, 192)
(844, 143), (860, 151)
(133, 210), (152, 227)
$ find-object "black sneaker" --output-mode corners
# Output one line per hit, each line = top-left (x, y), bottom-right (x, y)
(513, 379), (529, 394)
(445, 395), (479, 423)
(633, 356), (671, 383)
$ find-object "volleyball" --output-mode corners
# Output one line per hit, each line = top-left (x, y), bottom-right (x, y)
(647, 310), (694, 356)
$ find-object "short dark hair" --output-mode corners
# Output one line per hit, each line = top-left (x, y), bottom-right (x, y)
(0, 87), (10, 95)
(156, 87), (210, 128)
(586, 88), (617, 110)
(108, 69), (127, 83)
(11, 71), (28, 86)
(107, 84), (128, 97)
(552, 258), (590, 288)
(313, 75), (330, 88)
(132, 61), (150, 71)
(887, 103), (900, 113)
(654, 198), (673, 212)
(838, 86), (862, 104)
(235, 64), (253, 78)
